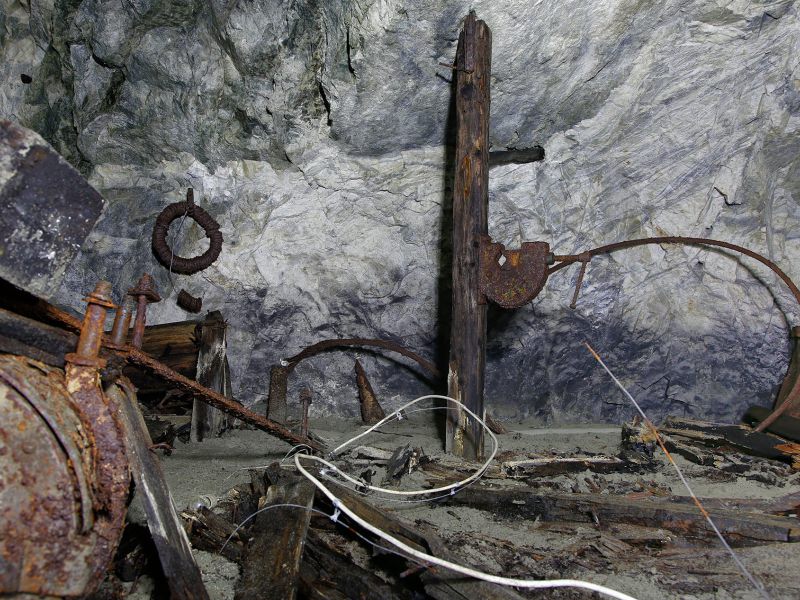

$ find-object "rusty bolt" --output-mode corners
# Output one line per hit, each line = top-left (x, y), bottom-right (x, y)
(300, 388), (313, 439)
(108, 297), (135, 347)
(128, 274), (161, 349)
(65, 281), (116, 367)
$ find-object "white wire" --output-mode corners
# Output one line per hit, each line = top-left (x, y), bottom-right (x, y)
(585, 342), (772, 600)
(314, 394), (497, 497)
(294, 394), (640, 600)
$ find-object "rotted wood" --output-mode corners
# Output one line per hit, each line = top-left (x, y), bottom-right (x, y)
(661, 416), (800, 464)
(447, 11), (492, 460)
(181, 506), (244, 563)
(445, 487), (800, 545)
(107, 379), (209, 600)
(123, 319), (199, 393)
(299, 529), (413, 600)
(267, 364), (289, 423)
(0, 305), (77, 366)
(235, 472), (315, 600)
(191, 310), (236, 441)
(355, 359), (386, 424)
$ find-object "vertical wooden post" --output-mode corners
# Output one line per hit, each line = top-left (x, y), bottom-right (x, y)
(191, 310), (234, 441)
(447, 12), (491, 459)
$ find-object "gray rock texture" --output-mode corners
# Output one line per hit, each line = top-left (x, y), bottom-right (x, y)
(2, 0), (799, 425)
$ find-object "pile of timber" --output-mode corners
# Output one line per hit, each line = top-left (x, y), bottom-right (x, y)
(178, 455), (800, 600)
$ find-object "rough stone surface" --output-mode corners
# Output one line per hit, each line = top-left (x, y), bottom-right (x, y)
(2, 0), (799, 425)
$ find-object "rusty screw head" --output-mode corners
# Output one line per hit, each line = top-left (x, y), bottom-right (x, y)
(128, 273), (161, 303)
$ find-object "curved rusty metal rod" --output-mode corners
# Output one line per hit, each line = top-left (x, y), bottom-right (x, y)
(550, 236), (800, 431)
(284, 337), (440, 378)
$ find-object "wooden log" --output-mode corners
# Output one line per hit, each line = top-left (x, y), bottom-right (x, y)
(108, 380), (209, 600)
(123, 319), (199, 394)
(235, 473), (315, 600)
(447, 11), (492, 459)
(267, 364), (289, 423)
(445, 487), (800, 545)
(191, 311), (235, 441)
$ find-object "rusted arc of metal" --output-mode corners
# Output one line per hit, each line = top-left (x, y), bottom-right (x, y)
(550, 236), (800, 307)
(284, 337), (440, 378)
(125, 348), (324, 452)
(550, 235), (800, 431)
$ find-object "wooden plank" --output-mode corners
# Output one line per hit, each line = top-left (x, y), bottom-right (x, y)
(191, 311), (235, 441)
(122, 319), (199, 393)
(447, 11), (492, 460)
(107, 379), (209, 600)
(445, 487), (800, 545)
(235, 473), (315, 600)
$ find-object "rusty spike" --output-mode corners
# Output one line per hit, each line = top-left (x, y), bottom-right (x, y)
(128, 274), (161, 349)
(355, 359), (386, 425)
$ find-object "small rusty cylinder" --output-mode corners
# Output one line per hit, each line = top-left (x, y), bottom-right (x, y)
(128, 274), (161, 349)
(70, 281), (115, 364)
(109, 297), (135, 347)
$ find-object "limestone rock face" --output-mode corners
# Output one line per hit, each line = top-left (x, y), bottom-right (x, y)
(2, 0), (799, 425)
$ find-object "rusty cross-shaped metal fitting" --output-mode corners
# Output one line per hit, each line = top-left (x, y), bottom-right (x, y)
(299, 388), (313, 439)
(128, 274), (161, 349)
(65, 281), (116, 368)
(478, 235), (553, 309)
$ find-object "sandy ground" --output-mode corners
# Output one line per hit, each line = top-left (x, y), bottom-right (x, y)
(144, 411), (800, 600)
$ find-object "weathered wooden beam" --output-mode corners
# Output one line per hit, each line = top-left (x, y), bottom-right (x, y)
(235, 473), (315, 600)
(445, 487), (800, 545)
(107, 380), (209, 600)
(191, 310), (235, 441)
(446, 11), (491, 459)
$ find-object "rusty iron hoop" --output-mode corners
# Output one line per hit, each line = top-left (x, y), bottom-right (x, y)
(152, 189), (223, 275)
(550, 235), (800, 430)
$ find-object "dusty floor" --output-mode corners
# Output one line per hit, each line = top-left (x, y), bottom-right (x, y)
(141, 412), (800, 600)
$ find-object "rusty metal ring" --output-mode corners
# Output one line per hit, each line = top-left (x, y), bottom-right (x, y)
(152, 188), (223, 274)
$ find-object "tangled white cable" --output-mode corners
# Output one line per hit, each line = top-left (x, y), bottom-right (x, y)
(294, 394), (639, 600)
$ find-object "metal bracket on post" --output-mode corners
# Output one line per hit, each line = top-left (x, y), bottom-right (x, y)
(478, 235), (553, 309)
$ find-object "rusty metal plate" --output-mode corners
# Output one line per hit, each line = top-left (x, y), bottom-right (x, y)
(479, 235), (551, 308)
(0, 121), (105, 300)
(0, 355), (128, 596)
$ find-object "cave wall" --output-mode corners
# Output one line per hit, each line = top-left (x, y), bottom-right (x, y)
(2, 0), (799, 424)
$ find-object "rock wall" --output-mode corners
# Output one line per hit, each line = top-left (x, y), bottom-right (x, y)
(2, 0), (799, 424)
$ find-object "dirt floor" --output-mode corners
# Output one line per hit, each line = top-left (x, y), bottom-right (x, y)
(133, 411), (800, 600)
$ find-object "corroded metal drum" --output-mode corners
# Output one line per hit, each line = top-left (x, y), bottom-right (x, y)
(0, 354), (129, 596)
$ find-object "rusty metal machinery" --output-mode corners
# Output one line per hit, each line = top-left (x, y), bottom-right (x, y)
(0, 282), (129, 597)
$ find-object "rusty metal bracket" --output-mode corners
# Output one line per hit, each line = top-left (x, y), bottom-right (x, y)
(479, 235), (552, 309)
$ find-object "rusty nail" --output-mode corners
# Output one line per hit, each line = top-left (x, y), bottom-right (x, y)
(65, 281), (115, 367)
(128, 274), (161, 349)
(300, 388), (312, 439)
(109, 297), (135, 347)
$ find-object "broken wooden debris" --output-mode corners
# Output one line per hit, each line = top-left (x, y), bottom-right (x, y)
(444, 486), (800, 545)
(181, 506), (245, 563)
(108, 380), (209, 600)
(355, 358), (386, 424)
(501, 454), (630, 477)
(235, 471), (315, 600)
(299, 528), (415, 600)
(661, 416), (800, 466)
(484, 413), (509, 435)
(384, 444), (429, 483)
